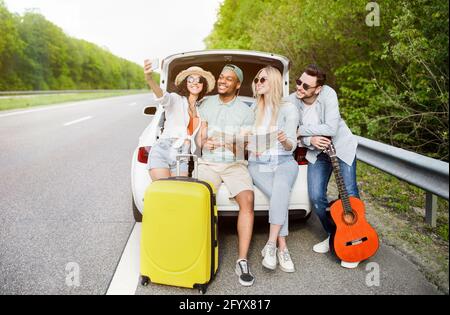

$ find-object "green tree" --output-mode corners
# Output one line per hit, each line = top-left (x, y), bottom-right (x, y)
(205, 0), (449, 160)
(0, 4), (146, 91)
(0, 0), (25, 89)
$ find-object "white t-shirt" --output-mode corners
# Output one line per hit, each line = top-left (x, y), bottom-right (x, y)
(302, 102), (320, 125)
(261, 104), (272, 129)
(252, 105), (280, 158)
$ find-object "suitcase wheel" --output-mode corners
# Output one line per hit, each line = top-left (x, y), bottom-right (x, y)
(194, 284), (207, 294)
(141, 276), (150, 287)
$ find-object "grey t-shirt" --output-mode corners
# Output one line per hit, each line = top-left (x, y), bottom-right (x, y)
(302, 102), (320, 126)
(286, 86), (358, 166)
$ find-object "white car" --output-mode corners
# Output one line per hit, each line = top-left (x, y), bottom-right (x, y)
(131, 50), (311, 222)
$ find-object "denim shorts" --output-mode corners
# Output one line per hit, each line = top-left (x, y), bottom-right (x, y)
(147, 138), (189, 174)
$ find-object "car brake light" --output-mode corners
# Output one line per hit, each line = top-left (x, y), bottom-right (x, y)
(295, 147), (308, 165)
(137, 146), (151, 164)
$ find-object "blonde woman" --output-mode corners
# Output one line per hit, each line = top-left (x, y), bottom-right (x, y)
(247, 66), (299, 272)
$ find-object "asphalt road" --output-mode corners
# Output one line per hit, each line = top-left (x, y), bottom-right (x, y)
(0, 94), (151, 294)
(135, 215), (440, 295)
(0, 94), (441, 295)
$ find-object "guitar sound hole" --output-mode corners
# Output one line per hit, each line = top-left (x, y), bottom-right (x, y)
(342, 211), (357, 225)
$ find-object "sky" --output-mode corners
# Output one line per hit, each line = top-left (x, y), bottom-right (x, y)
(3, 0), (224, 66)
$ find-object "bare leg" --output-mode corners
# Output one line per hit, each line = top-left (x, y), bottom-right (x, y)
(170, 172), (188, 177)
(268, 224), (282, 245)
(277, 236), (287, 251)
(234, 190), (254, 260)
(149, 168), (171, 181)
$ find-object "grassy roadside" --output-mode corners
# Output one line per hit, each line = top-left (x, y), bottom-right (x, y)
(0, 90), (148, 111)
(328, 161), (449, 294)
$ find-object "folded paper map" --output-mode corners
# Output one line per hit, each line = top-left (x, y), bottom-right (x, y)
(210, 130), (278, 154)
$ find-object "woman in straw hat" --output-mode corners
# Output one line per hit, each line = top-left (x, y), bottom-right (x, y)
(144, 60), (215, 180)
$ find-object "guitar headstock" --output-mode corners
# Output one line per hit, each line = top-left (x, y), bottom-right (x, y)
(323, 142), (336, 158)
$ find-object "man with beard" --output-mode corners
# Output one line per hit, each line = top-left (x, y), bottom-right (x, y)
(288, 64), (361, 269)
(197, 65), (256, 286)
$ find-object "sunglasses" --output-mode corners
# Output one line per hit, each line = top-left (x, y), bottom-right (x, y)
(187, 76), (203, 84)
(296, 79), (317, 90)
(254, 77), (268, 84)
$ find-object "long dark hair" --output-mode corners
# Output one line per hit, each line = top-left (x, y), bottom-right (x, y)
(176, 76), (209, 102)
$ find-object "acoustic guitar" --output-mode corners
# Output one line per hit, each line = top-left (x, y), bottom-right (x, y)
(323, 143), (379, 263)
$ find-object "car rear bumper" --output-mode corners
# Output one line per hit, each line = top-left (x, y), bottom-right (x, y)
(132, 151), (311, 216)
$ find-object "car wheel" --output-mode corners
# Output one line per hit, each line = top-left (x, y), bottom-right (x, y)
(132, 197), (142, 222)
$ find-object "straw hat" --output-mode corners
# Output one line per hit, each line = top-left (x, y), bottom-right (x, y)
(175, 66), (216, 93)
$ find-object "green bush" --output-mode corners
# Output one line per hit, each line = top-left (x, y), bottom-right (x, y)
(206, 0), (449, 161)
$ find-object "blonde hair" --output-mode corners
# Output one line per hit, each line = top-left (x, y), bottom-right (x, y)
(252, 66), (284, 128)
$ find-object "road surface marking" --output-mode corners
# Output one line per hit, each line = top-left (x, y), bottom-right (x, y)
(106, 223), (141, 295)
(63, 116), (93, 126)
(0, 103), (89, 118)
(128, 102), (137, 106)
(0, 94), (150, 118)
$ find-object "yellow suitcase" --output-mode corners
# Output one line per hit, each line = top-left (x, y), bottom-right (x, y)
(140, 155), (218, 294)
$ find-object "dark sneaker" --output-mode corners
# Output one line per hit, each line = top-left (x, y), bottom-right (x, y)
(235, 259), (255, 286)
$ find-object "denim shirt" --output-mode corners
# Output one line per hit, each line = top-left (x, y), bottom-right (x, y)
(248, 101), (299, 164)
(286, 85), (358, 166)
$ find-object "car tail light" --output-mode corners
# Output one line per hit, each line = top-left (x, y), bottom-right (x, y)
(137, 146), (151, 164)
(294, 147), (308, 165)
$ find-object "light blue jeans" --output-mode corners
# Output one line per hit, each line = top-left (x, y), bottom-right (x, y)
(248, 155), (299, 237)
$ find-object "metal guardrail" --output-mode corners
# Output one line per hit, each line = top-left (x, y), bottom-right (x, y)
(356, 136), (449, 227)
(0, 90), (146, 96)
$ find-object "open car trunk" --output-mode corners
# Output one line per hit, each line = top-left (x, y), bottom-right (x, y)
(160, 50), (291, 98)
(134, 50), (310, 219)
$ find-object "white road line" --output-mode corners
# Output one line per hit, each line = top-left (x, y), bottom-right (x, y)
(106, 223), (141, 295)
(0, 94), (149, 119)
(0, 102), (87, 118)
(63, 116), (93, 126)
(128, 102), (137, 106)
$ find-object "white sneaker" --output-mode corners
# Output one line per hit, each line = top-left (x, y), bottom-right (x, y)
(313, 236), (330, 254)
(277, 248), (295, 273)
(341, 260), (360, 269)
(261, 243), (277, 270)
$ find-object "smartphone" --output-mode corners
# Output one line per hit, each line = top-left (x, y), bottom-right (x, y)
(151, 58), (159, 71)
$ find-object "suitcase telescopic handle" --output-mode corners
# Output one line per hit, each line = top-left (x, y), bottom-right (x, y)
(176, 154), (198, 178)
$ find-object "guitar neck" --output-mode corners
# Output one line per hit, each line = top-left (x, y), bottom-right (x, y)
(330, 155), (352, 213)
